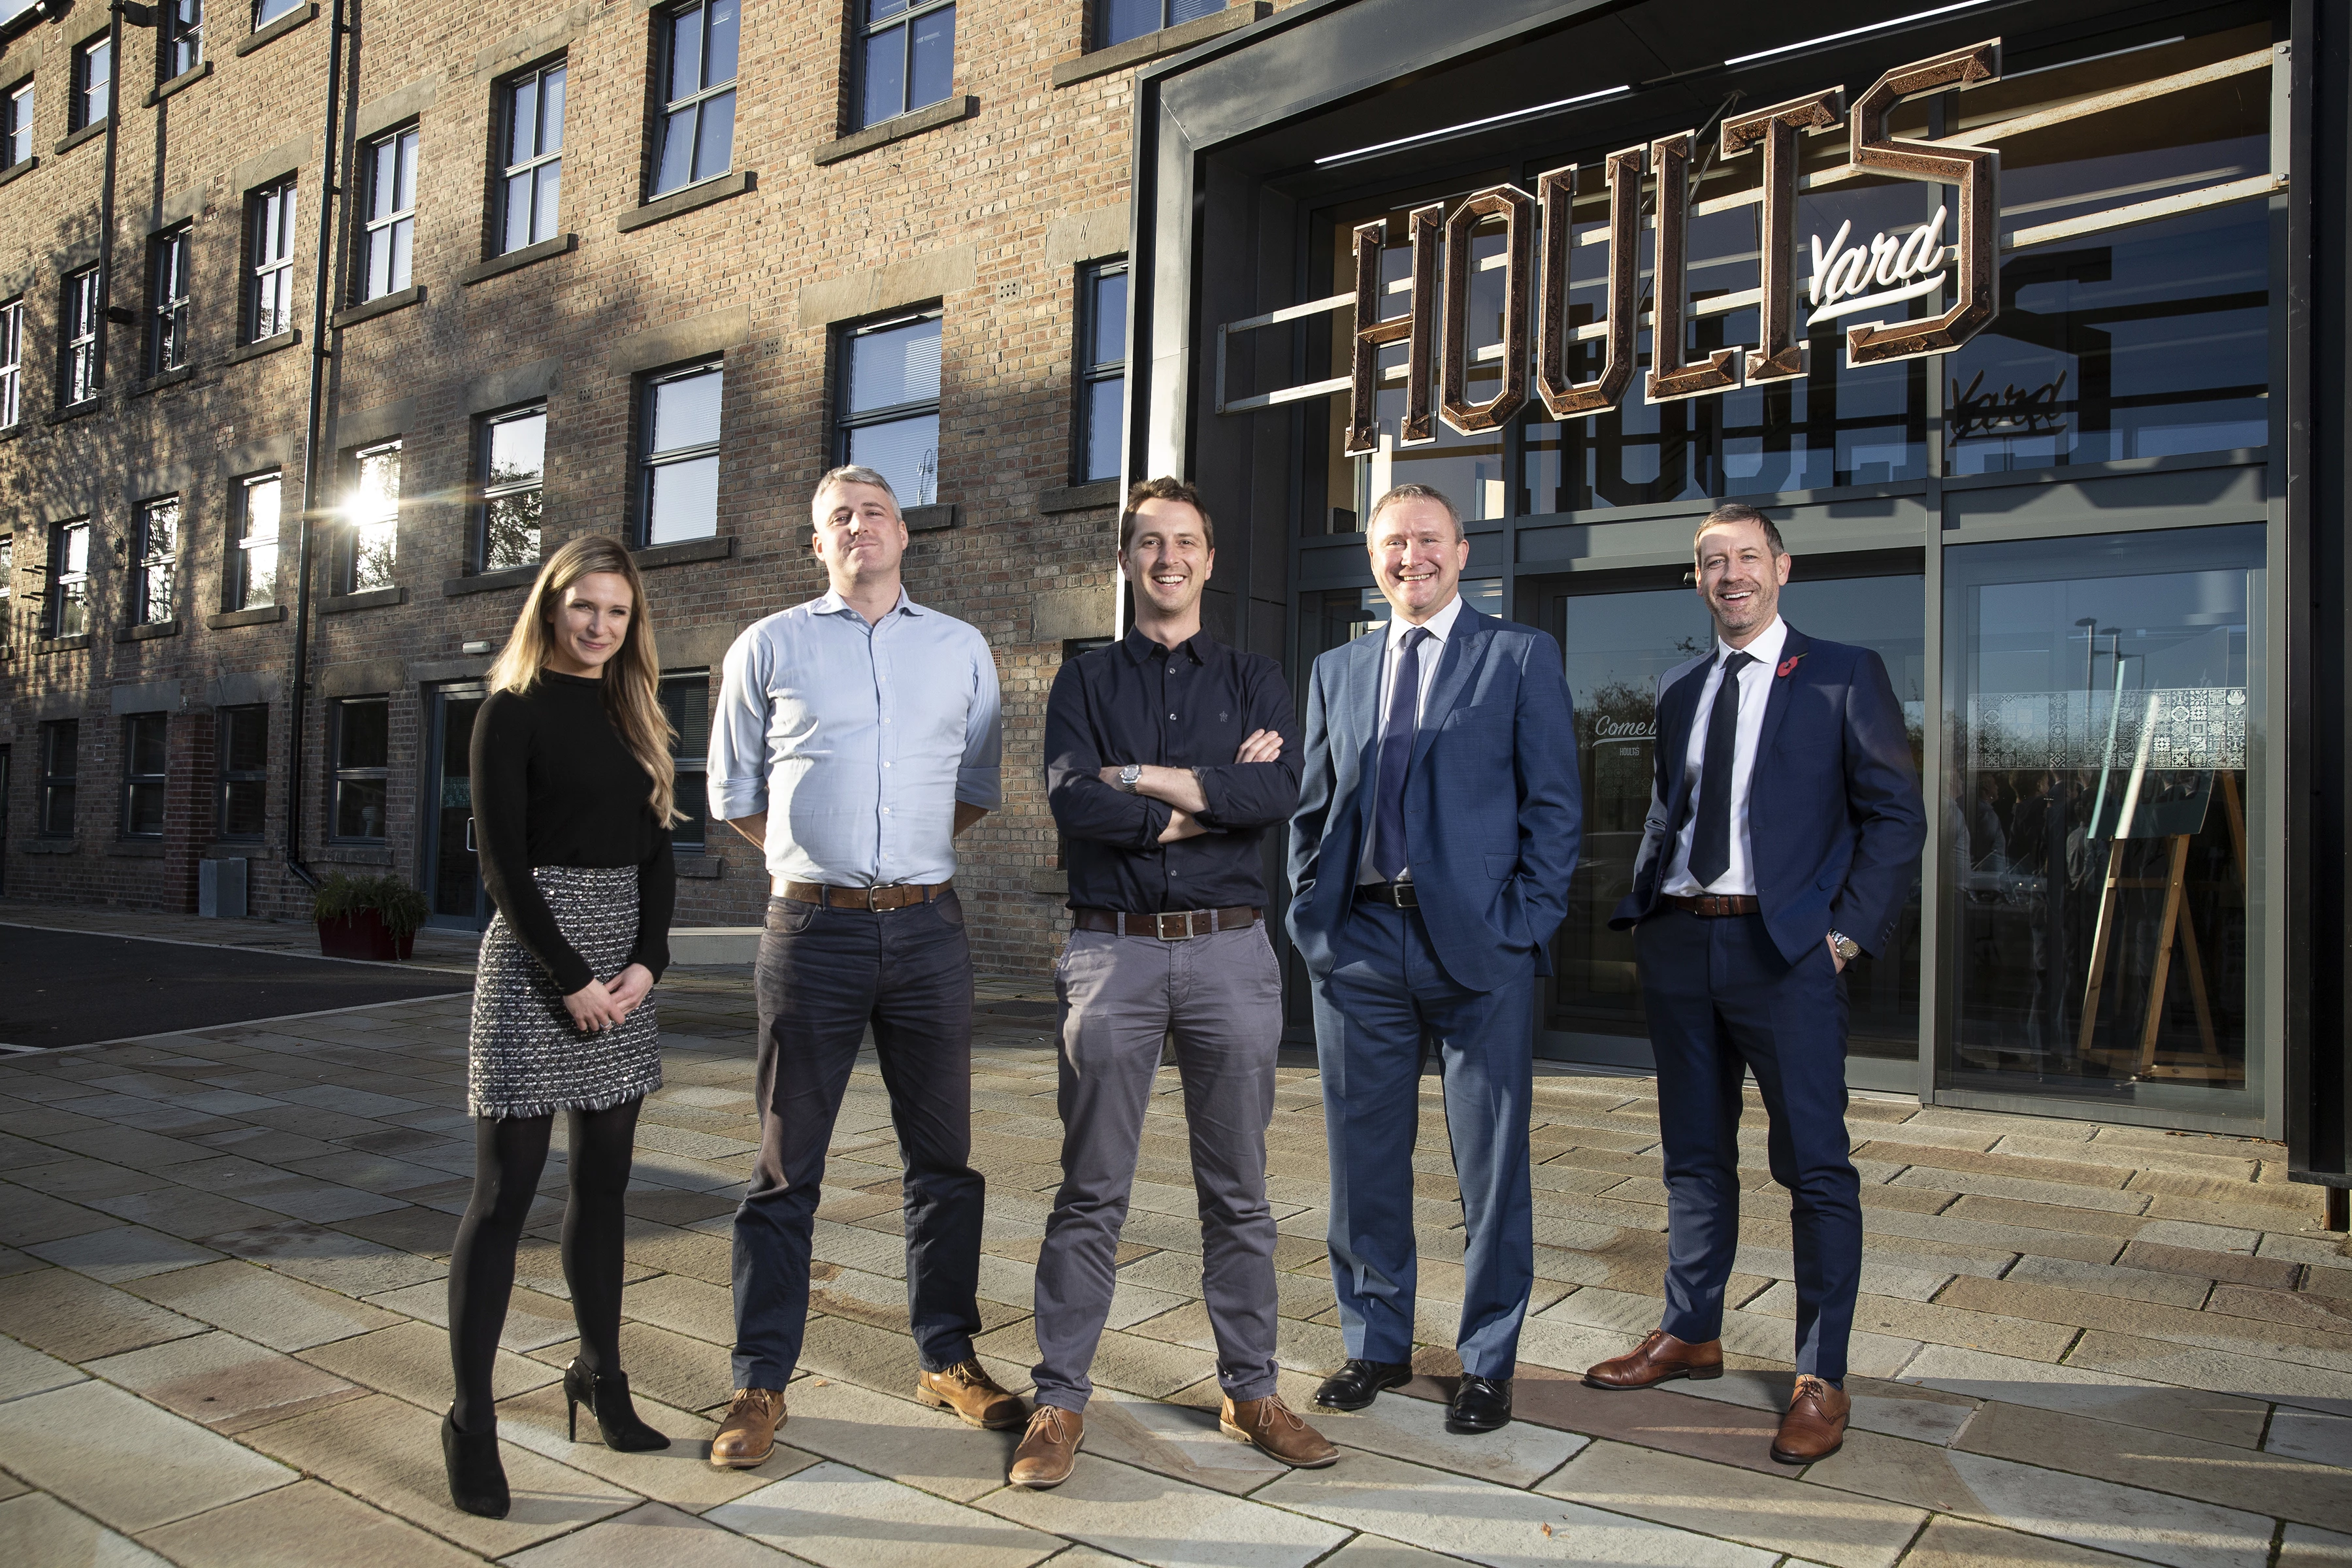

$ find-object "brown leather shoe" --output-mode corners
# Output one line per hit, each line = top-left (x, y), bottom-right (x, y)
(1008, 1405), (1083, 1488)
(1584, 1330), (1725, 1390)
(915, 1359), (1026, 1429)
(1771, 1374), (1850, 1464)
(708, 1388), (786, 1469)
(1220, 1394), (1339, 1468)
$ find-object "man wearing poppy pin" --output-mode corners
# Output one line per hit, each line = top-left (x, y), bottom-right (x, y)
(1584, 503), (1924, 1466)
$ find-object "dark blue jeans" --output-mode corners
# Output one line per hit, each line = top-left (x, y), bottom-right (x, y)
(730, 891), (983, 1390)
(1637, 907), (1861, 1383)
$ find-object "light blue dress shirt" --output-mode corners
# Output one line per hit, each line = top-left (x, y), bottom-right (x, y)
(707, 587), (1003, 888)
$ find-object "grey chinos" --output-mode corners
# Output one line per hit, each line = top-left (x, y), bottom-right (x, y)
(1030, 920), (1286, 1412)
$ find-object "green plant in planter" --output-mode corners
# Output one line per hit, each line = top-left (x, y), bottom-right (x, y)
(311, 872), (431, 936)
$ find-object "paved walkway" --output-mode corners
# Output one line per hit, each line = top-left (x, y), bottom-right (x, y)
(1, 911), (2349, 1567)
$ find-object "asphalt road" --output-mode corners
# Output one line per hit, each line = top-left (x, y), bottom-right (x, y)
(0, 924), (472, 1049)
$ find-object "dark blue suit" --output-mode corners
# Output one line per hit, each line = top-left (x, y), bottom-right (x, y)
(1289, 604), (1581, 1377)
(1610, 623), (1924, 1382)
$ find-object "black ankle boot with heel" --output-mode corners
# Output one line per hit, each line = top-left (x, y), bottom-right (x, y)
(442, 1409), (511, 1519)
(564, 1359), (671, 1452)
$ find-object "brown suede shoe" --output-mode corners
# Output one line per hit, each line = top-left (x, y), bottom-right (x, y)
(915, 1359), (1026, 1429)
(1221, 1393), (1339, 1467)
(709, 1388), (786, 1470)
(1771, 1374), (1850, 1464)
(1584, 1330), (1724, 1390)
(1008, 1405), (1083, 1488)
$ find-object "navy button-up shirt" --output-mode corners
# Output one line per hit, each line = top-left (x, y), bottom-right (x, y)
(1044, 626), (1301, 914)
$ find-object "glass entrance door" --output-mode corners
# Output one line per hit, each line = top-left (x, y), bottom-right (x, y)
(1541, 559), (1927, 1076)
(422, 684), (489, 931)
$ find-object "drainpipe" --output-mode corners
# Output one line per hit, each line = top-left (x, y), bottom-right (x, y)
(94, 7), (156, 363)
(282, 0), (352, 894)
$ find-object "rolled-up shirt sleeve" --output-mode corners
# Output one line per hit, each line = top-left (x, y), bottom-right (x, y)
(957, 634), (1004, 809)
(707, 625), (772, 825)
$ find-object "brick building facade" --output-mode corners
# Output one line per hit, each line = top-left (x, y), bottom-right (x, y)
(0, 0), (1292, 977)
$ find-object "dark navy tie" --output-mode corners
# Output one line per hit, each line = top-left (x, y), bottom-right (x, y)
(1688, 650), (1756, 888)
(1370, 627), (1431, 881)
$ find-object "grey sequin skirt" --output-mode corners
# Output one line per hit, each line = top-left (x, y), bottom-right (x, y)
(468, 866), (662, 1120)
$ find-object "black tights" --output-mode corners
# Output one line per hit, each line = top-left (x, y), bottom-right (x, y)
(446, 1097), (642, 1433)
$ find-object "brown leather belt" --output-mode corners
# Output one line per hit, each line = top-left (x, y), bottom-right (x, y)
(781, 880), (951, 911)
(1665, 893), (1760, 917)
(1354, 881), (1419, 908)
(1074, 906), (1260, 940)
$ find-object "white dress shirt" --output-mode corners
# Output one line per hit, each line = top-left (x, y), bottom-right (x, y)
(1661, 615), (1788, 898)
(1357, 591), (1466, 884)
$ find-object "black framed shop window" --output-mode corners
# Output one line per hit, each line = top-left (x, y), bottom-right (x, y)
(639, 361), (721, 544)
(331, 696), (389, 842)
(498, 59), (566, 255)
(134, 496), (178, 626)
(834, 310), (940, 508)
(217, 705), (267, 839)
(1075, 259), (1126, 484)
(121, 713), (167, 839)
(37, 719), (76, 838)
(651, 0), (736, 197)
(659, 672), (709, 851)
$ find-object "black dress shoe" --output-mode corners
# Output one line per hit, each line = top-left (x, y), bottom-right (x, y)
(1314, 1359), (1414, 1411)
(1447, 1374), (1512, 1433)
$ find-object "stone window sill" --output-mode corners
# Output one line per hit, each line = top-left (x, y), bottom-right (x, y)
(25, 840), (77, 855)
(319, 845), (394, 866)
(1040, 480), (1119, 514)
(54, 119), (107, 158)
(208, 605), (287, 629)
(904, 503), (958, 532)
(443, 565), (539, 596)
(0, 422), (20, 442)
(110, 840), (167, 858)
(321, 585), (408, 613)
(40, 634), (93, 653)
(634, 535), (734, 570)
(205, 841), (269, 859)
(814, 97), (975, 167)
(235, 3), (318, 56)
(0, 157), (37, 190)
(148, 60), (212, 105)
(116, 619), (182, 642)
(134, 365), (199, 396)
(225, 330), (300, 367)
(333, 285), (423, 330)
(463, 233), (576, 286)
(1052, 4), (1269, 88)
(617, 171), (754, 234)
(46, 400), (102, 426)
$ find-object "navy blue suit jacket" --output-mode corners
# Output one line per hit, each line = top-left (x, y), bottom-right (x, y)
(1287, 604), (1583, 992)
(1609, 623), (1925, 965)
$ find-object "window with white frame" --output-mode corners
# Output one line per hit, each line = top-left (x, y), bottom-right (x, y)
(640, 362), (721, 544)
(231, 472), (280, 609)
(135, 496), (178, 625)
(1097, 0), (1222, 48)
(2, 80), (31, 169)
(121, 713), (167, 839)
(70, 33), (110, 133)
(1075, 259), (1127, 484)
(61, 268), (101, 406)
(651, 0), (736, 197)
(0, 297), (21, 428)
(359, 127), (417, 301)
(166, 0), (203, 77)
(500, 61), (565, 255)
(151, 225), (191, 373)
(344, 442), (399, 592)
(480, 406), (545, 571)
(857, 0), (953, 129)
(254, 0), (303, 26)
(248, 177), (298, 341)
(47, 519), (90, 638)
(836, 310), (941, 508)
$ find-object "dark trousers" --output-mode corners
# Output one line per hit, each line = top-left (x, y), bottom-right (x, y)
(1637, 907), (1861, 1383)
(1309, 899), (1535, 1380)
(730, 891), (983, 1390)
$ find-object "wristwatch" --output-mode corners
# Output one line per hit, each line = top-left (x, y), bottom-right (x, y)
(1828, 930), (1862, 964)
(1117, 764), (1144, 794)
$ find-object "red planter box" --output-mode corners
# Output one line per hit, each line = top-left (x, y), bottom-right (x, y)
(317, 910), (417, 962)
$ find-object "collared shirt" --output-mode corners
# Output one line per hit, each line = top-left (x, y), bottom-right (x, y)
(1044, 625), (1300, 915)
(1662, 615), (1789, 898)
(708, 587), (1002, 888)
(1358, 591), (1467, 883)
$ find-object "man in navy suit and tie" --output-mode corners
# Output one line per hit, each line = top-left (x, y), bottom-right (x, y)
(1584, 503), (1924, 1465)
(1288, 483), (1581, 1435)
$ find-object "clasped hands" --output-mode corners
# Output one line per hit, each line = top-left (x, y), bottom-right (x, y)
(1100, 729), (1284, 843)
(563, 962), (655, 1035)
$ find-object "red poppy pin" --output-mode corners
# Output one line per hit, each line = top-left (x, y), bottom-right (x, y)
(1776, 652), (1806, 679)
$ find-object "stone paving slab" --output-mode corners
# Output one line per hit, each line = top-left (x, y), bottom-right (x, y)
(708, 1460), (1062, 1568)
(0, 1379), (295, 1533)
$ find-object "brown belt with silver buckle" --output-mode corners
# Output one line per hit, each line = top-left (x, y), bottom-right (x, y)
(781, 880), (952, 911)
(1073, 907), (1260, 940)
(1664, 893), (1760, 917)
(1354, 881), (1419, 908)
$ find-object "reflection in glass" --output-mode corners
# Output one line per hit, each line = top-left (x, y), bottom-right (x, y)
(348, 444), (399, 592)
(1944, 525), (2261, 1097)
(483, 410), (546, 571)
(219, 706), (267, 839)
(645, 367), (723, 543)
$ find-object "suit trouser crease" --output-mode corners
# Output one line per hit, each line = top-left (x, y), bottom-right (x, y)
(1639, 908), (1861, 1383)
(1310, 900), (1535, 1380)
(1030, 924), (1283, 1411)
(730, 894), (984, 1390)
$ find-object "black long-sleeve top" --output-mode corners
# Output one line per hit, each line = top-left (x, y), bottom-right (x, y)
(1044, 626), (1301, 913)
(470, 672), (675, 994)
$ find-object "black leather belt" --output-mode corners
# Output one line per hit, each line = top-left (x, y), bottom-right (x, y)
(1354, 881), (1419, 908)
(1073, 907), (1260, 939)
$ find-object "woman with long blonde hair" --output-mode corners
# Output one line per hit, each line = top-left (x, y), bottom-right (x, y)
(442, 536), (679, 1517)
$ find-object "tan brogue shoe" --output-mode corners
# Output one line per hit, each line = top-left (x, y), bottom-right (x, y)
(916, 1359), (1026, 1429)
(1771, 1374), (1850, 1464)
(1220, 1394), (1339, 1468)
(1583, 1330), (1724, 1390)
(708, 1387), (786, 1470)
(1008, 1405), (1083, 1488)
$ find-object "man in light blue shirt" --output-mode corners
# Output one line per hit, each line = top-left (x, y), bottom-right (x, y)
(704, 465), (1016, 1467)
